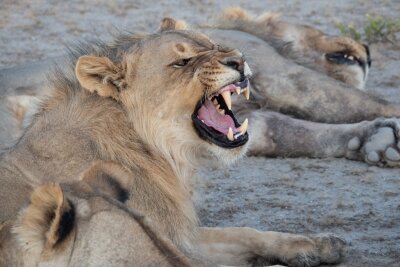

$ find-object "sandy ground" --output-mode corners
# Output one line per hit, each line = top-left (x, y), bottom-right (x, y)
(0, 1), (400, 266)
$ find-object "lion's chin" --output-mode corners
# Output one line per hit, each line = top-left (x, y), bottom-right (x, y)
(206, 140), (249, 166)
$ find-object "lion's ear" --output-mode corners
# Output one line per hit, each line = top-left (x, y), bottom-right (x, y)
(80, 161), (131, 203)
(159, 17), (187, 32)
(75, 55), (126, 100)
(13, 183), (75, 262)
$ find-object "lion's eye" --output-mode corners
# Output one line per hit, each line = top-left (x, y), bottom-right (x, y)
(172, 58), (191, 68)
(325, 52), (358, 65)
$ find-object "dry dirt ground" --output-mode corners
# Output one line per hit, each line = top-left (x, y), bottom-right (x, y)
(1, 1), (400, 266)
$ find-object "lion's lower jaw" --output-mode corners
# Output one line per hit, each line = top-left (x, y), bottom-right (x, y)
(207, 141), (249, 166)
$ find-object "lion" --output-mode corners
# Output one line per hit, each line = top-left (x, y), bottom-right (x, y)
(1, 162), (319, 267)
(203, 8), (400, 167)
(215, 7), (371, 90)
(1, 162), (212, 267)
(0, 8), (400, 167)
(0, 18), (347, 266)
(1, 8), (400, 167)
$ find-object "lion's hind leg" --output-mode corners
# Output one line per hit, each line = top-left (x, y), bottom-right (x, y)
(195, 227), (345, 267)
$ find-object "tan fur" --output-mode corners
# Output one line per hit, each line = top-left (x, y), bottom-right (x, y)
(79, 161), (133, 199)
(0, 95), (39, 150)
(1, 163), (344, 267)
(12, 183), (74, 266)
(75, 56), (127, 100)
(4, 166), (205, 267)
(216, 7), (370, 89)
(0, 14), (246, 257)
(160, 17), (188, 32)
(0, 18), (348, 267)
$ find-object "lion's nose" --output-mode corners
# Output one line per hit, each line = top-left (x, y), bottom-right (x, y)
(220, 56), (245, 73)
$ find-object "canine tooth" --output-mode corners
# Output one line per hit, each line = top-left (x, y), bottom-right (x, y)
(227, 127), (234, 141)
(218, 109), (225, 115)
(221, 90), (232, 110)
(213, 99), (218, 105)
(238, 118), (248, 134)
(243, 87), (250, 100)
(235, 87), (241, 95)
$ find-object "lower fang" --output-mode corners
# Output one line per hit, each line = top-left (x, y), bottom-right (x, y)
(227, 127), (234, 141)
(238, 118), (248, 134)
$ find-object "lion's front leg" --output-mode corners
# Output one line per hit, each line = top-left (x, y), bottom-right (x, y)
(194, 227), (345, 267)
(246, 111), (400, 167)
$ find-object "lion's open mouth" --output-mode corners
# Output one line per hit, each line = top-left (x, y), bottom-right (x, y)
(192, 79), (250, 148)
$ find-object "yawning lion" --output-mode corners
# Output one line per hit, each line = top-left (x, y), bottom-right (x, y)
(0, 17), (347, 266)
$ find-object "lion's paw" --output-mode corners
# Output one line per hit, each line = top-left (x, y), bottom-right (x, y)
(310, 234), (347, 264)
(347, 118), (400, 167)
(281, 234), (346, 267)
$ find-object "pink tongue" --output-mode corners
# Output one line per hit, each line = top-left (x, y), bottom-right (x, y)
(197, 100), (237, 135)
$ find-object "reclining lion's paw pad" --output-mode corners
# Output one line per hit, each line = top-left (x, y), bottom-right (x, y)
(347, 119), (400, 167)
(365, 127), (396, 162)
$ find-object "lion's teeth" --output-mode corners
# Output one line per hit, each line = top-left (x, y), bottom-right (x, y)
(238, 118), (248, 134)
(234, 133), (242, 139)
(243, 87), (250, 100)
(218, 109), (225, 115)
(221, 90), (232, 110)
(213, 99), (218, 105)
(235, 87), (241, 95)
(227, 127), (234, 141)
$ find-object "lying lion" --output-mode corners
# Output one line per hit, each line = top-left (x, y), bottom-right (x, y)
(1, 8), (400, 167)
(1, 162), (212, 267)
(0, 17), (349, 266)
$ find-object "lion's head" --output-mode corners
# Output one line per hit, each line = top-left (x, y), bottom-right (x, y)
(74, 18), (251, 165)
(217, 7), (371, 90)
(315, 36), (371, 90)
